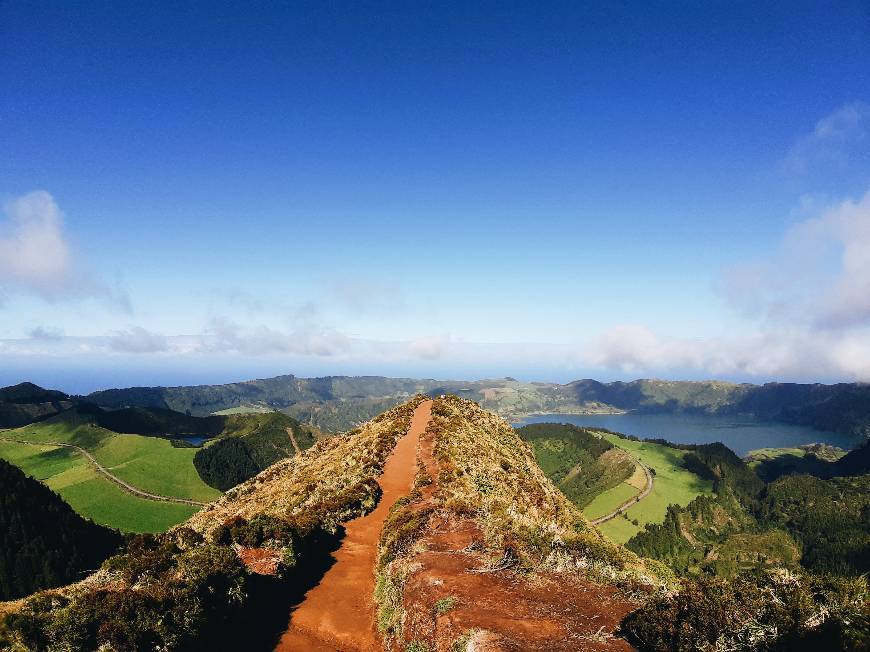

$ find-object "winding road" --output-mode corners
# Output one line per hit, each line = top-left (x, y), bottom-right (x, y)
(0, 436), (208, 507)
(589, 457), (654, 525)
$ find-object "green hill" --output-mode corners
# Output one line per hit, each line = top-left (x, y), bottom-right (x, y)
(516, 422), (634, 507)
(0, 411), (221, 532)
(193, 413), (321, 490)
(0, 459), (121, 600)
(0, 382), (72, 428)
(626, 440), (870, 579)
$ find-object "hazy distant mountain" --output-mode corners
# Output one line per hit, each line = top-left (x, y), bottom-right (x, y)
(85, 375), (870, 438)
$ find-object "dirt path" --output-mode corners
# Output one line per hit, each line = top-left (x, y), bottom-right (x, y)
(590, 458), (653, 526)
(286, 427), (302, 456)
(275, 400), (433, 652)
(0, 436), (207, 507)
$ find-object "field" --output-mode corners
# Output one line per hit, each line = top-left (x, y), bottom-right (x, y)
(744, 447), (806, 462)
(211, 405), (274, 415)
(0, 440), (199, 532)
(591, 433), (714, 543)
(0, 414), (220, 531)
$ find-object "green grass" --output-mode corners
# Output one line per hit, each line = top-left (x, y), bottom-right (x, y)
(0, 440), (198, 532)
(211, 405), (274, 415)
(743, 447), (805, 469)
(583, 482), (638, 520)
(10, 416), (220, 502)
(94, 435), (220, 502)
(593, 433), (713, 543)
(0, 413), (219, 531)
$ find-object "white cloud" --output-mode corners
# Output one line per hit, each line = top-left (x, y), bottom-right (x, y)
(720, 189), (870, 330)
(0, 191), (74, 299)
(324, 277), (404, 314)
(589, 188), (870, 381)
(29, 326), (64, 340)
(0, 190), (129, 309)
(783, 101), (869, 174)
(107, 326), (170, 353)
(199, 318), (352, 357)
(586, 324), (870, 381)
(408, 335), (450, 360)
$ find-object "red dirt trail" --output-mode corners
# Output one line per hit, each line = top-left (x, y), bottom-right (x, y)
(275, 400), (433, 652)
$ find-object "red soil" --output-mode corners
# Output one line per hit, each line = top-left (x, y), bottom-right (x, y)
(395, 417), (640, 651)
(399, 518), (637, 652)
(275, 400), (433, 652)
(237, 546), (282, 576)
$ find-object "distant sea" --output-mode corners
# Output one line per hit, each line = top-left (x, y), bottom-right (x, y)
(513, 413), (857, 456)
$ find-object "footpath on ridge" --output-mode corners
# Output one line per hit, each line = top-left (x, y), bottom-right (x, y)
(274, 400), (433, 651)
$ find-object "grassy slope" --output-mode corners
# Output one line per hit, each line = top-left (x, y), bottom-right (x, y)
(517, 423), (634, 508)
(11, 416), (220, 502)
(594, 433), (713, 543)
(211, 405), (274, 415)
(0, 440), (197, 532)
(0, 414), (219, 531)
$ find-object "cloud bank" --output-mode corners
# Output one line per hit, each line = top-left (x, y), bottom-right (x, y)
(592, 188), (870, 381)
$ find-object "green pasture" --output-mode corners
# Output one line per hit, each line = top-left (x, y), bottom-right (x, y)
(593, 433), (714, 543)
(0, 439), (199, 532)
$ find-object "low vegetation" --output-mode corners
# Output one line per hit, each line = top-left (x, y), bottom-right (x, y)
(0, 439), (200, 533)
(374, 395), (672, 650)
(427, 396), (657, 575)
(0, 397), (428, 650)
(623, 570), (868, 651)
(618, 439), (869, 649)
(593, 433), (714, 543)
(185, 396), (427, 537)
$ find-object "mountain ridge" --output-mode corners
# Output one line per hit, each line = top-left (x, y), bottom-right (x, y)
(80, 374), (870, 438)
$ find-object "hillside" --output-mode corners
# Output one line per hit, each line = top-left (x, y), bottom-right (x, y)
(626, 441), (870, 578)
(517, 422), (635, 507)
(85, 374), (870, 438)
(0, 383), (73, 428)
(0, 459), (121, 600)
(2, 395), (866, 651)
(192, 412), (321, 490)
(0, 410), (221, 532)
(0, 396), (667, 651)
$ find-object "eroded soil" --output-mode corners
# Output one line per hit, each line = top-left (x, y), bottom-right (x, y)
(394, 417), (640, 652)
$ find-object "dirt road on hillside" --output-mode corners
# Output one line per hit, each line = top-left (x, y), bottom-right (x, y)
(590, 458), (654, 526)
(0, 436), (207, 507)
(275, 400), (433, 652)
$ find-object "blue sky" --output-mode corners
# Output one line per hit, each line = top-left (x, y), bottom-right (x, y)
(2, 2), (870, 392)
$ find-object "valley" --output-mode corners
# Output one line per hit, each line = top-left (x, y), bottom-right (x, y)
(0, 386), (867, 650)
(8, 9), (868, 650)
(0, 435), (205, 532)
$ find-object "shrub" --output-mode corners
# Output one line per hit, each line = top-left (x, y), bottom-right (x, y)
(622, 570), (868, 651)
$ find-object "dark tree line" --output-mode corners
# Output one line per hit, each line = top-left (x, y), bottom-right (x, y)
(0, 460), (121, 600)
